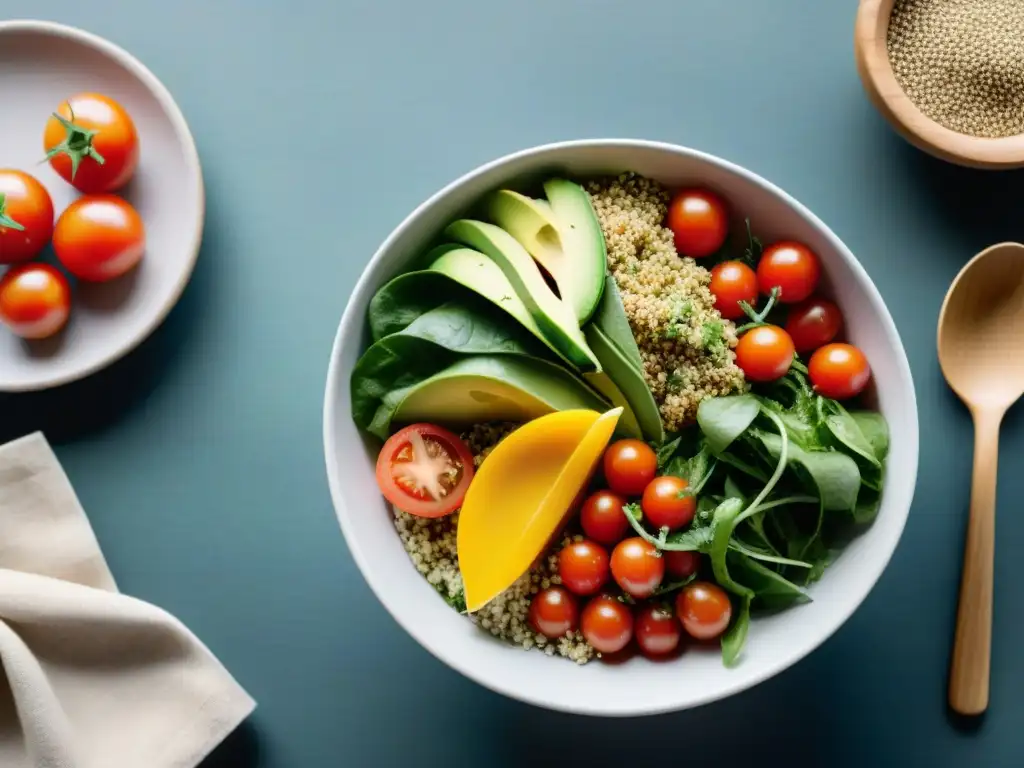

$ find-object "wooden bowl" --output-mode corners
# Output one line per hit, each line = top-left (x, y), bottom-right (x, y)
(855, 0), (1024, 169)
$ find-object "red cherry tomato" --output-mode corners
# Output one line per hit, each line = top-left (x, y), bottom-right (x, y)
(667, 188), (728, 258)
(635, 604), (682, 657)
(785, 296), (843, 354)
(579, 490), (630, 546)
(709, 260), (757, 320)
(602, 439), (657, 496)
(610, 537), (665, 599)
(528, 587), (579, 639)
(641, 476), (696, 531)
(664, 550), (701, 580)
(0, 170), (54, 264)
(43, 93), (139, 193)
(53, 195), (146, 282)
(808, 343), (871, 400)
(374, 423), (474, 518)
(735, 325), (795, 382)
(0, 263), (71, 340)
(757, 241), (820, 303)
(580, 595), (634, 654)
(558, 540), (610, 596)
(676, 582), (733, 640)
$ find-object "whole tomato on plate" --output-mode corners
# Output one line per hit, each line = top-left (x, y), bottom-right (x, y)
(53, 195), (146, 282)
(44, 93), (139, 193)
(0, 170), (54, 264)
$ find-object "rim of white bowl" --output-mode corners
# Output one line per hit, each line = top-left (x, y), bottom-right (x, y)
(0, 19), (205, 392)
(323, 138), (919, 716)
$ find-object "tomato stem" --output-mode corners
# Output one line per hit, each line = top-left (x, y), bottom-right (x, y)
(0, 194), (24, 232)
(44, 107), (106, 181)
(735, 287), (781, 333)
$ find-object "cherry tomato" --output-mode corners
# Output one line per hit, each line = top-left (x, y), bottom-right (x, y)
(664, 550), (701, 580)
(53, 195), (146, 282)
(667, 188), (728, 258)
(558, 540), (610, 596)
(756, 241), (820, 303)
(602, 439), (657, 496)
(641, 476), (696, 531)
(709, 260), (757, 320)
(374, 423), (474, 518)
(528, 587), (579, 639)
(580, 595), (633, 654)
(785, 296), (843, 354)
(635, 604), (682, 657)
(808, 343), (871, 400)
(735, 325), (795, 382)
(0, 263), (71, 340)
(0, 171), (54, 264)
(44, 93), (139, 193)
(676, 582), (733, 640)
(610, 537), (665, 599)
(579, 489), (630, 546)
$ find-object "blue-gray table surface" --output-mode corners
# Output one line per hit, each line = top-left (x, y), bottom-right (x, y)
(1, 1), (1022, 765)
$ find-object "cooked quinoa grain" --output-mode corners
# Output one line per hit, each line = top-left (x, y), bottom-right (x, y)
(392, 422), (596, 664)
(587, 173), (746, 431)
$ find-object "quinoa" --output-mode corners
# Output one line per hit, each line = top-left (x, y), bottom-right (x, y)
(887, 0), (1024, 138)
(392, 422), (596, 664)
(587, 173), (746, 431)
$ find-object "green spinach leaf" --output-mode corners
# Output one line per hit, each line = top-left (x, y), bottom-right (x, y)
(823, 400), (881, 468)
(698, 395), (760, 454)
(850, 411), (889, 462)
(754, 432), (861, 512)
(722, 596), (751, 667)
(727, 552), (809, 610)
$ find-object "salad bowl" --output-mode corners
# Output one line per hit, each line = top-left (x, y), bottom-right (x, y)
(323, 139), (918, 716)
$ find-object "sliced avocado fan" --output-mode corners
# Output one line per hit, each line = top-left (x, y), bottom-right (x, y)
(371, 355), (611, 437)
(445, 219), (599, 373)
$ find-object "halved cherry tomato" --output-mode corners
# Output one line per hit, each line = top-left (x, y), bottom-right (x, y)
(610, 537), (665, 599)
(676, 581), (732, 640)
(528, 587), (579, 639)
(603, 439), (657, 496)
(641, 476), (696, 531)
(580, 595), (633, 654)
(579, 489), (630, 546)
(0, 171), (54, 264)
(635, 604), (682, 657)
(667, 188), (728, 258)
(374, 423), (474, 518)
(44, 93), (139, 193)
(808, 343), (871, 400)
(785, 296), (842, 353)
(53, 195), (146, 282)
(558, 540), (610, 596)
(735, 325), (795, 382)
(664, 550), (701, 580)
(709, 261), (757, 320)
(0, 263), (71, 340)
(757, 241), (820, 303)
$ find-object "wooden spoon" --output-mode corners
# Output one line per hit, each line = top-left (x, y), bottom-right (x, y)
(938, 242), (1024, 715)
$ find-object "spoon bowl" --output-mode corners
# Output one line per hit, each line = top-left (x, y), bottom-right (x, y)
(937, 241), (1024, 716)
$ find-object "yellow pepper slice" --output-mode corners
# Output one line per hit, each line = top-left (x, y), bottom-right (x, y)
(458, 407), (622, 612)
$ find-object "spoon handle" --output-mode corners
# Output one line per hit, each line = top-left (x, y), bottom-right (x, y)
(949, 406), (1002, 715)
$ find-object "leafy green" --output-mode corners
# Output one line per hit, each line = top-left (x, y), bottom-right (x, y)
(697, 394), (760, 454)
(753, 431), (861, 512)
(655, 436), (682, 470)
(589, 275), (644, 371)
(823, 402), (881, 468)
(350, 301), (544, 430)
(722, 596), (751, 667)
(728, 552), (809, 610)
(850, 411), (889, 462)
(367, 270), (462, 341)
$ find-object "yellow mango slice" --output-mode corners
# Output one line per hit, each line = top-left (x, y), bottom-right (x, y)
(458, 407), (622, 612)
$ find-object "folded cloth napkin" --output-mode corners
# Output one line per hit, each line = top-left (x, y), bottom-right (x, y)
(0, 432), (255, 768)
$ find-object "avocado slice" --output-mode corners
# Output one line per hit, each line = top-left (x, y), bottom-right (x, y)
(484, 185), (605, 326)
(584, 324), (664, 444)
(543, 179), (608, 323)
(371, 355), (610, 437)
(445, 220), (599, 372)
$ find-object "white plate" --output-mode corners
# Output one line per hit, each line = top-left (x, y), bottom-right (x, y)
(0, 20), (203, 392)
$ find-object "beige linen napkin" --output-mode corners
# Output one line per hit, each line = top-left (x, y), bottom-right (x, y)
(0, 432), (255, 768)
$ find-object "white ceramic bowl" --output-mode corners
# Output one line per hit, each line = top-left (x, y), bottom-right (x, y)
(0, 20), (203, 392)
(323, 140), (918, 716)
